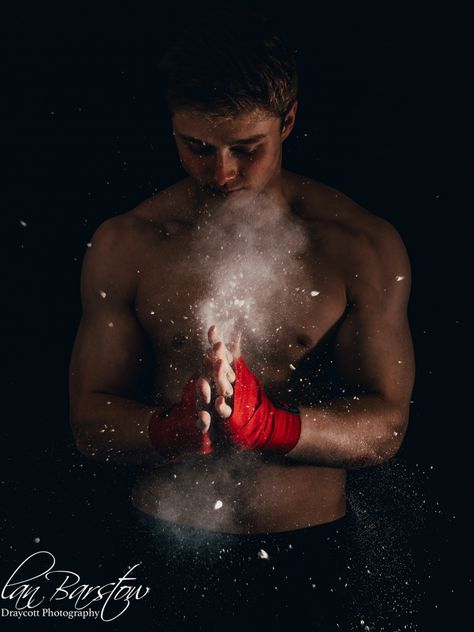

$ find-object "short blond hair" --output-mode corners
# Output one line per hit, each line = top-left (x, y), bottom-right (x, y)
(159, 10), (298, 121)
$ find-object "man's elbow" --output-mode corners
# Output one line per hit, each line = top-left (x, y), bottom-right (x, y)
(372, 408), (409, 464)
(69, 404), (102, 461)
(353, 408), (408, 467)
(70, 418), (96, 459)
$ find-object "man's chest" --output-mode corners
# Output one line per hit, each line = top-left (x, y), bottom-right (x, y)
(133, 228), (347, 383)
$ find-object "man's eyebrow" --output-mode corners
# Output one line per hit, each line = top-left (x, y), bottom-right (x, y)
(178, 133), (267, 145)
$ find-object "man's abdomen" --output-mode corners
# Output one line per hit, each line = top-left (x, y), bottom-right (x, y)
(131, 453), (346, 533)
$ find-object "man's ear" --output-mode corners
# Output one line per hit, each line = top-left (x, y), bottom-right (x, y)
(281, 101), (298, 142)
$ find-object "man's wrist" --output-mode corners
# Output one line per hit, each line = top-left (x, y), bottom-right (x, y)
(227, 356), (302, 455)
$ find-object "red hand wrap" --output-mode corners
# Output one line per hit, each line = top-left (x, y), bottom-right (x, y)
(148, 374), (212, 460)
(225, 356), (301, 455)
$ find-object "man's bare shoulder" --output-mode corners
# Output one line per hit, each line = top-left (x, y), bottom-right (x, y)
(82, 214), (146, 300)
(90, 179), (194, 251)
(128, 179), (195, 228)
(286, 172), (406, 255)
(284, 171), (410, 288)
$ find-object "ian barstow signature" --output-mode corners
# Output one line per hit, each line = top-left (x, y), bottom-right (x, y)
(1, 551), (150, 622)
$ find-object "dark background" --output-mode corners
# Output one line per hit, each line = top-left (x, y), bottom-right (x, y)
(2, 2), (471, 630)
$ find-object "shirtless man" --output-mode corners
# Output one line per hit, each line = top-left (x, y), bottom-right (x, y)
(69, 11), (414, 629)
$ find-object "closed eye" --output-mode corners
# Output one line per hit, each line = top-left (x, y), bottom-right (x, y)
(185, 141), (259, 157)
(186, 142), (214, 156)
(231, 146), (258, 156)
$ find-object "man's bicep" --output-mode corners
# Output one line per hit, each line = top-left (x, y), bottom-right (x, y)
(334, 303), (414, 406)
(334, 225), (415, 406)
(70, 309), (148, 403)
(69, 217), (148, 406)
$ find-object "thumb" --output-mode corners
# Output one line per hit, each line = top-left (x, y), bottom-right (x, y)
(228, 331), (242, 359)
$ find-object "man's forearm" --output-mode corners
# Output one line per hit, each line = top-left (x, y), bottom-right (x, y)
(70, 392), (160, 465)
(286, 394), (408, 468)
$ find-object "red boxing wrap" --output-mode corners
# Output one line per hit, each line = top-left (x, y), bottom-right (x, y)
(225, 356), (301, 455)
(148, 374), (212, 460)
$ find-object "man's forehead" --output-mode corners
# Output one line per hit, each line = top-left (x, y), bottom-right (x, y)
(172, 108), (278, 144)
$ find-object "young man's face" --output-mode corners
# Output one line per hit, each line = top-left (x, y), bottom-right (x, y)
(172, 105), (296, 202)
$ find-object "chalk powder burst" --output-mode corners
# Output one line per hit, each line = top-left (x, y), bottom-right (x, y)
(135, 192), (424, 630)
(183, 196), (310, 349)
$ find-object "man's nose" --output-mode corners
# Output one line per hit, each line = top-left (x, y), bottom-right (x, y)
(212, 152), (237, 187)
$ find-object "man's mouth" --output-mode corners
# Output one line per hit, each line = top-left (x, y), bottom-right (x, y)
(206, 186), (243, 196)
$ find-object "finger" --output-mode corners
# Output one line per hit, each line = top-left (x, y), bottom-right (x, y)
(213, 340), (234, 365)
(205, 354), (235, 390)
(197, 376), (212, 405)
(208, 326), (234, 364)
(208, 325), (219, 347)
(228, 331), (242, 359)
(196, 410), (211, 433)
(214, 348), (235, 383)
(215, 358), (233, 398)
(215, 395), (232, 419)
(226, 363), (236, 383)
(202, 349), (215, 379)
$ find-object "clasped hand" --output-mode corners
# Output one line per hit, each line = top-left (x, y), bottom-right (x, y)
(196, 325), (240, 439)
(148, 324), (300, 460)
(195, 325), (301, 455)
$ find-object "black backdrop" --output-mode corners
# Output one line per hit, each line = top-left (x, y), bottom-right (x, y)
(2, 2), (471, 630)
